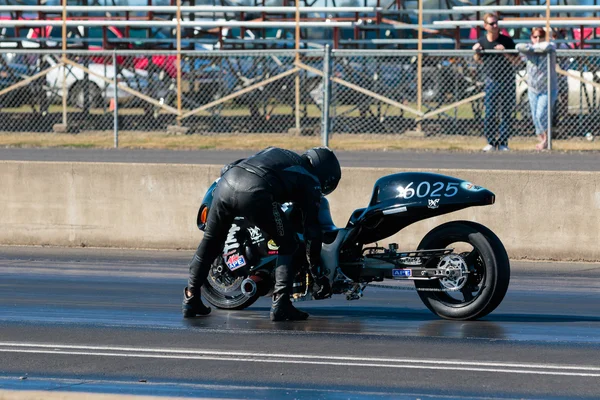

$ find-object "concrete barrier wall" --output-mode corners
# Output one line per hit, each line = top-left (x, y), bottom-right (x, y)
(1, 161), (599, 261)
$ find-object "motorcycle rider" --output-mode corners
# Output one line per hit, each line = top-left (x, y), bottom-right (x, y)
(182, 146), (342, 321)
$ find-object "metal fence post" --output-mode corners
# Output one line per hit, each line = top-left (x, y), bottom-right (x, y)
(321, 45), (331, 147)
(547, 51), (552, 150)
(113, 49), (119, 149)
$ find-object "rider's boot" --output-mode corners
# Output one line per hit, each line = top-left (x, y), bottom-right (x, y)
(270, 256), (309, 322)
(182, 286), (211, 318)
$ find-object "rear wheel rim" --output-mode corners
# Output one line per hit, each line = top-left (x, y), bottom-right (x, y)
(420, 235), (488, 308)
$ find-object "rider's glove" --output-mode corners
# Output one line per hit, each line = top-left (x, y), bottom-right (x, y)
(310, 266), (331, 300)
(312, 274), (332, 300)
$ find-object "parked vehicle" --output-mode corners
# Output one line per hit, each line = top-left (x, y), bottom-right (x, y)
(197, 171), (510, 321)
(43, 54), (170, 109)
(0, 52), (48, 112)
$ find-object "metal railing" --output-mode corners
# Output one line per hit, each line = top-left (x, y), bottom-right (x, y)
(3, 3), (600, 51)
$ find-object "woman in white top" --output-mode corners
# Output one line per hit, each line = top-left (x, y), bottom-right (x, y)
(516, 27), (557, 150)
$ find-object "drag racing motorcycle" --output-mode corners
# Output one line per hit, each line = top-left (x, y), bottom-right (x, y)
(197, 172), (510, 320)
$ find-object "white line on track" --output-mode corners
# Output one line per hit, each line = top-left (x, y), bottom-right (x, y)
(1, 342), (600, 377)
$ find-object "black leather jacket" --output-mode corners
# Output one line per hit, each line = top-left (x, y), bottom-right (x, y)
(224, 147), (324, 268)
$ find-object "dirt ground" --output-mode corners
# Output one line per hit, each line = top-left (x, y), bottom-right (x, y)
(0, 131), (598, 152)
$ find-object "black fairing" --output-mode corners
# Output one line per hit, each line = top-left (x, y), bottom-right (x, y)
(346, 172), (495, 244)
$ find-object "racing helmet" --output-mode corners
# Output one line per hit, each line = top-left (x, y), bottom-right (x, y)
(302, 147), (341, 196)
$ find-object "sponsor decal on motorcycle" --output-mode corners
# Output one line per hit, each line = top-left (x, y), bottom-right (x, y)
(428, 199), (440, 209)
(223, 224), (241, 254)
(226, 254), (247, 271)
(267, 239), (279, 250)
(396, 181), (459, 199)
(268, 250), (278, 255)
(222, 250), (236, 257)
(462, 182), (484, 191)
(392, 269), (412, 278)
(399, 257), (422, 265)
(247, 226), (264, 244)
(272, 202), (285, 236)
(382, 206), (407, 215)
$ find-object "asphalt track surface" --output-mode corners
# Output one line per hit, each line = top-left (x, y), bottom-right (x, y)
(1, 246), (600, 399)
(1, 147), (599, 171)
(2, 148), (599, 399)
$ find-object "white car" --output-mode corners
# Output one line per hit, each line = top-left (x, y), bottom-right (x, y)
(44, 54), (150, 108)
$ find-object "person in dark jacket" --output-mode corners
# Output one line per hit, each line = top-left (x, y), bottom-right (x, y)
(182, 146), (342, 322)
(473, 13), (519, 152)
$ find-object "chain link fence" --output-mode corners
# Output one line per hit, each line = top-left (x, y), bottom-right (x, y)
(1, 48), (598, 150)
(330, 50), (483, 137)
(330, 49), (600, 149)
(177, 50), (323, 136)
(554, 50), (600, 141)
(0, 52), (56, 132)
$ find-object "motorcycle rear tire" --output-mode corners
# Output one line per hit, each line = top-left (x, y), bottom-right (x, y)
(414, 221), (510, 321)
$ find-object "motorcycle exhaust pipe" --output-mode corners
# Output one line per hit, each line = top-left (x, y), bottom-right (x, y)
(241, 277), (258, 298)
(241, 274), (271, 298)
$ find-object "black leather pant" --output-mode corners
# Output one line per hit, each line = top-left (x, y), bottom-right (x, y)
(187, 167), (298, 294)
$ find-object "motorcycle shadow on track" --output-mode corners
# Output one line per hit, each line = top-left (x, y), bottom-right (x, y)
(478, 314), (600, 324)
(181, 308), (366, 333)
(182, 309), (509, 339)
(182, 305), (457, 334)
(418, 320), (507, 340)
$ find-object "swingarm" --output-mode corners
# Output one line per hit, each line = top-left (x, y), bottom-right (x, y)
(359, 244), (470, 282)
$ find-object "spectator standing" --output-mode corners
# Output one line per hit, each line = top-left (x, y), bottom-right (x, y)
(516, 28), (557, 150)
(473, 13), (518, 152)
